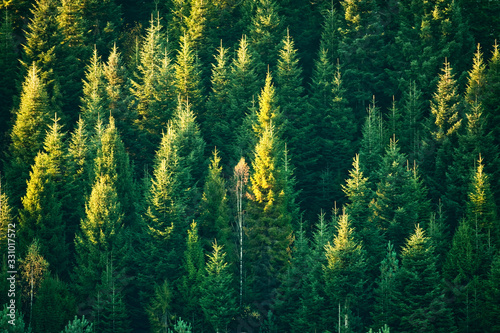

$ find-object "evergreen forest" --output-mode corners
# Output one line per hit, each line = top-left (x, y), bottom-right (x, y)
(0, 0), (500, 332)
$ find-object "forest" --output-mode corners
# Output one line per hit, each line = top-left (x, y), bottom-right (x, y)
(0, 0), (499, 332)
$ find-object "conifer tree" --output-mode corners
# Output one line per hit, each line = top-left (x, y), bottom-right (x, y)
(426, 60), (463, 205)
(484, 42), (500, 149)
(146, 280), (172, 332)
(204, 44), (232, 159)
(80, 48), (107, 131)
(32, 275), (74, 333)
(6, 64), (52, 206)
(359, 98), (386, 178)
(18, 116), (68, 277)
(323, 211), (367, 332)
(178, 222), (205, 331)
(371, 139), (430, 251)
(0, 11), (17, 142)
(200, 242), (237, 333)
(93, 116), (136, 227)
(372, 242), (401, 331)
(484, 253), (500, 332)
(399, 81), (425, 161)
(62, 316), (93, 333)
(246, 121), (294, 302)
(198, 149), (230, 250)
(174, 34), (204, 115)
(397, 225), (456, 333)
(131, 15), (176, 163)
(248, 0), (284, 72)
(74, 174), (126, 310)
(0, 178), (13, 255)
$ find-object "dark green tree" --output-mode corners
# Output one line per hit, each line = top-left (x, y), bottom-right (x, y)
(358, 98), (386, 178)
(174, 34), (204, 116)
(248, 0), (284, 72)
(372, 242), (401, 331)
(0, 11), (17, 145)
(178, 222), (205, 331)
(200, 241), (238, 333)
(323, 210), (367, 332)
(80, 48), (107, 131)
(397, 225), (456, 333)
(131, 15), (176, 164)
(198, 149), (230, 250)
(484, 253), (500, 332)
(61, 316), (93, 333)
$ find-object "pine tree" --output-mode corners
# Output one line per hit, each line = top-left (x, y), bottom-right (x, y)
(204, 44), (232, 161)
(80, 48), (107, 131)
(62, 316), (93, 333)
(93, 116), (136, 227)
(372, 242), (401, 331)
(18, 116), (68, 278)
(198, 149), (230, 250)
(323, 210), (367, 332)
(6, 64), (52, 206)
(248, 0), (284, 72)
(246, 121), (294, 302)
(178, 222), (205, 331)
(131, 15), (176, 164)
(359, 98), (386, 178)
(397, 225), (456, 333)
(73, 174), (126, 308)
(0, 10), (17, 144)
(174, 34), (204, 115)
(200, 241), (238, 333)
(32, 275), (74, 333)
(371, 138), (430, 251)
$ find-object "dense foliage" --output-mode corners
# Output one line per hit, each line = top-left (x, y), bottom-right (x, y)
(0, 0), (499, 332)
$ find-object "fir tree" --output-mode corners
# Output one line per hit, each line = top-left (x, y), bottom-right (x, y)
(131, 15), (176, 163)
(372, 242), (401, 331)
(0, 178), (13, 256)
(80, 48), (107, 131)
(178, 222), (205, 331)
(198, 149), (230, 250)
(397, 225), (456, 333)
(61, 316), (93, 333)
(323, 210), (367, 332)
(6, 64), (52, 206)
(399, 81), (425, 162)
(18, 115), (68, 277)
(358, 98), (386, 178)
(73, 174), (126, 308)
(484, 253), (500, 332)
(204, 44), (232, 161)
(248, 0), (284, 72)
(146, 280), (173, 332)
(200, 241), (238, 333)
(0, 10), (17, 143)
(174, 34), (204, 115)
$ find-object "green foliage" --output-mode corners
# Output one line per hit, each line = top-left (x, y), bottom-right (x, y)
(0, 304), (32, 332)
(80, 48), (107, 131)
(18, 116), (68, 277)
(359, 99), (385, 178)
(6, 64), (52, 206)
(0, 11), (17, 142)
(323, 211), (367, 332)
(32, 275), (74, 333)
(198, 149), (230, 250)
(200, 241), (238, 333)
(146, 280), (173, 332)
(61, 316), (93, 333)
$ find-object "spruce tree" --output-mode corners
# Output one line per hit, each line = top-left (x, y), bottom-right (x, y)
(6, 64), (52, 206)
(73, 174), (126, 310)
(178, 222), (205, 331)
(246, 121), (294, 302)
(0, 178), (13, 256)
(131, 15), (176, 164)
(174, 34), (204, 116)
(372, 242), (401, 331)
(198, 149), (230, 250)
(484, 253), (500, 332)
(93, 116), (136, 227)
(204, 44), (232, 162)
(358, 98), (386, 178)
(323, 210), (367, 332)
(397, 225), (456, 333)
(18, 116), (68, 278)
(200, 241), (238, 333)
(371, 138), (430, 251)
(484, 42), (500, 149)
(0, 11), (17, 143)
(248, 0), (284, 72)
(399, 81), (425, 162)
(80, 48), (107, 131)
